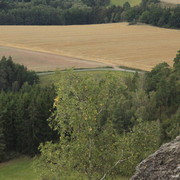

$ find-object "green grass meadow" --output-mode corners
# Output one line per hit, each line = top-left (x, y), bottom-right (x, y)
(111, 0), (141, 6)
(0, 157), (39, 180)
(0, 157), (129, 180)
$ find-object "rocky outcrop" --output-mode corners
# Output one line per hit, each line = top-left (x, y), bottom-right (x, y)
(131, 136), (180, 180)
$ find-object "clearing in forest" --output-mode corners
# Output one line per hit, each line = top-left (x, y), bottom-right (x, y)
(0, 23), (180, 71)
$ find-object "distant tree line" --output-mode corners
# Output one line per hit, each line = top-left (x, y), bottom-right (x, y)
(128, 0), (180, 28)
(0, 57), (57, 161)
(0, 0), (179, 28)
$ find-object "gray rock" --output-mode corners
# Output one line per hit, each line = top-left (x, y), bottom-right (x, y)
(131, 136), (180, 180)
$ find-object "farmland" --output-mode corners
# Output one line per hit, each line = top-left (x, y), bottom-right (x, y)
(0, 47), (105, 72)
(0, 23), (180, 71)
(161, 0), (180, 4)
(111, 0), (141, 6)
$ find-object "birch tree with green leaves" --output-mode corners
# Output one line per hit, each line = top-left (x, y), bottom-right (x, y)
(36, 71), (161, 179)
(37, 71), (127, 179)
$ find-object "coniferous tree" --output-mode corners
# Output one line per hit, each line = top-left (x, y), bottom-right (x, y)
(0, 56), (39, 91)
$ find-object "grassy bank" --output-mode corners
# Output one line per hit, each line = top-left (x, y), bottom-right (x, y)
(0, 157), (39, 180)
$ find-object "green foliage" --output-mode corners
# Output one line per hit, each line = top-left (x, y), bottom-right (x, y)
(173, 50), (180, 76)
(36, 70), (163, 179)
(161, 108), (180, 142)
(0, 56), (39, 91)
(140, 0), (159, 8)
(118, 121), (160, 176)
(38, 71), (125, 179)
(169, 7), (180, 28)
(31, 0), (47, 6)
(0, 92), (6, 162)
(139, 10), (150, 23)
(0, 58), (57, 159)
(0, 0), (180, 28)
(123, 2), (131, 10)
(145, 62), (170, 92)
(82, 0), (110, 7)
(1, 51), (180, 178)
(0, 120), (5, 162)
(0, 84), (57, 156)
(145, 51), (180, 143)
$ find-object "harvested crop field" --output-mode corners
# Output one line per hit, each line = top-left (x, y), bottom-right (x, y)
(161, 0), (180, 4)
(0, 23), (180, 71)
(0, 46), (105, 71)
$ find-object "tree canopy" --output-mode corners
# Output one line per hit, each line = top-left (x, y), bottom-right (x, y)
(0, 56), (39, 91)
(36, 51), (180, 179)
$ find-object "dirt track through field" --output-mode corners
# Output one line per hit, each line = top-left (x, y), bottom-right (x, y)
(0, 46), (106, 71)
(0, 23), (180, 71)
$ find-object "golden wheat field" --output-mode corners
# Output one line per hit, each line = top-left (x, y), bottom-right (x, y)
(0, 23), (180, 71)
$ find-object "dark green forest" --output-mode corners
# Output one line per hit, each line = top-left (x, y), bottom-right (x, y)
(0, 0), (180, 28)
(0, 57), (57, 160)
(0, 56), (39, 91)
(0, 51), (179, 178)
